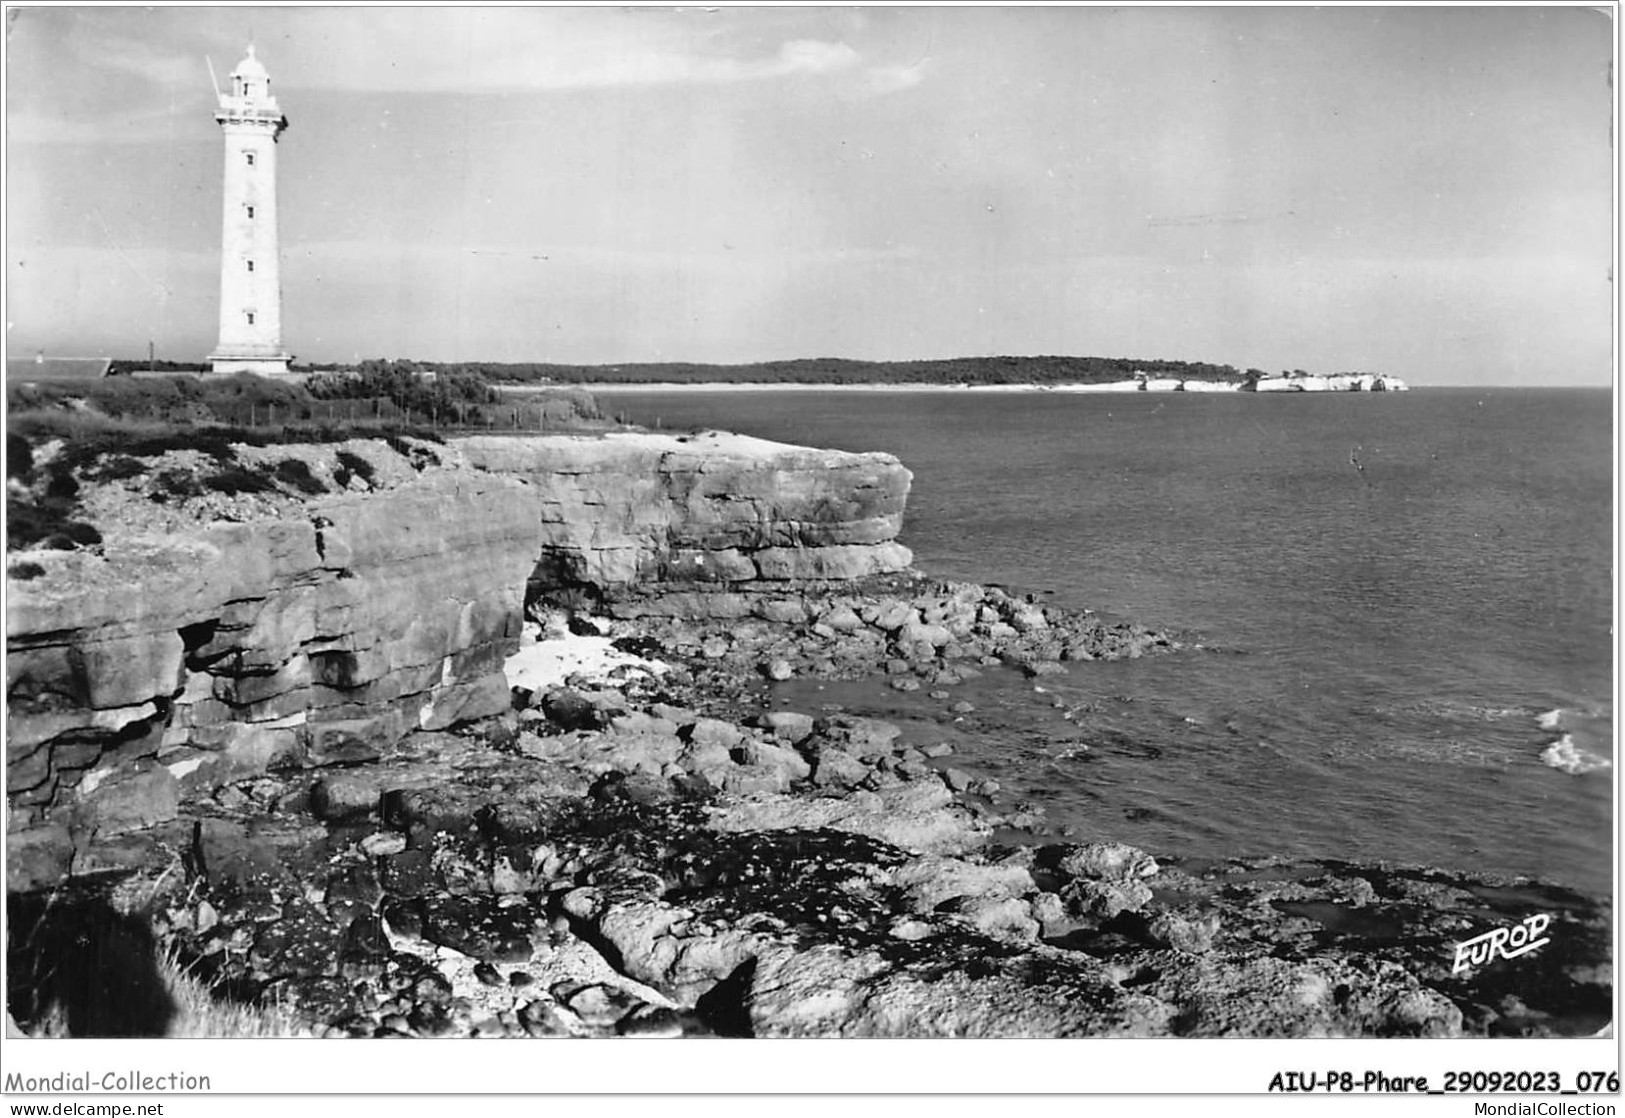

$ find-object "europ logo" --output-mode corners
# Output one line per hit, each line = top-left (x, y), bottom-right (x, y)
(1450, 914), (1552, 975)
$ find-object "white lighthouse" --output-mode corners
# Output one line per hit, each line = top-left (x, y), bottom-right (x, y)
(208, 45), (291, 376)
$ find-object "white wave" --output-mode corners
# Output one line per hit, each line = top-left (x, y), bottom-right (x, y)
(1536, 708), (1564, 731)
(1540, 734), (1612, 775)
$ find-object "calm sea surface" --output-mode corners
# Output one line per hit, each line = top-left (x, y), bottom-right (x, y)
(590, 388), (1615, 898)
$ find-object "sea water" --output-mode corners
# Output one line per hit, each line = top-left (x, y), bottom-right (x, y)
(591, 387), (1614, 899)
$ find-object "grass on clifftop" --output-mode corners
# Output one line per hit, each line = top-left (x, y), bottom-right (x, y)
(4, 372), (616, 556)
(8, 369), (607, 436)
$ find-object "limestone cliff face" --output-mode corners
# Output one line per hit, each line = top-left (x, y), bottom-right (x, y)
(6, 464), (536, 839)
(5, 431), (913, 880)
(457, 431), (913, 614)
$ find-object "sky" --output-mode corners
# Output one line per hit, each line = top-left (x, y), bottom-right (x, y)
(3, 4), (1616, 384)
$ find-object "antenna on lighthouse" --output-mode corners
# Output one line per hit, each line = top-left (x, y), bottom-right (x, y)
(205, 55), (223, 105)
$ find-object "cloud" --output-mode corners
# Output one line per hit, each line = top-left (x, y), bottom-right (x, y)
(523, 36), (861, 89)
(282, 8), (864, 93)
(862, 60), (931, 95)
(774, 39), (861, 76)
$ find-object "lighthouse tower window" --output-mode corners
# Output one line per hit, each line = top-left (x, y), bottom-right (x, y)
(246, 205), (255, 219)
(246, 312), (256, 325)
(245, 152), (256, 166)
(246, 260), (255, 273)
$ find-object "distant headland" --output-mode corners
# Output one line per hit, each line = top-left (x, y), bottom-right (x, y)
(78, 355), (1407, 393)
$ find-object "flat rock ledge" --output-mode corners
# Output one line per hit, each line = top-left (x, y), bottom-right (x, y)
(6, 584), (1611, 1038)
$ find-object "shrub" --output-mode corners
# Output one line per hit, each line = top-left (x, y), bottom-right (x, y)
(201, 466), (275, 496)
(150, 468), (202, 503)
(6, 502), (101, 551)
(8, 561), (45, 580)
(332, 450), (374, 489)
(382, 435), (442, 471)
(8, 432), (34, 479)
(42, 468), (79, 502)
(272, 459), (326, 496)
(86, 455), (148, 482)
(66, 522), (101, 546)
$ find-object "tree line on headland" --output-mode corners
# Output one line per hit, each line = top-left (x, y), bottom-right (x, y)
(458, 355), (1262, 385)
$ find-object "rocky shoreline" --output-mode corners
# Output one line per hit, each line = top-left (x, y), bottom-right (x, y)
(9, 573), (1611, 1039)
(4, 432), (1610, 1038)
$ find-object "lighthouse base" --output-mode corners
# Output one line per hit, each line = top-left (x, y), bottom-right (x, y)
(208, 348), (292, 377)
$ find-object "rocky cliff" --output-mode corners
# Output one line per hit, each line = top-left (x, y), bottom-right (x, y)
(5, 431), (913, 886)
(456, 430), (912, 616)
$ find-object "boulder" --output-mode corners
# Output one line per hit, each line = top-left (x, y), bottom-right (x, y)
(6, 823), (72, 891)
(1007, 602), (1049, 632)
(959, 895), (1042, 942)
(811, 748), (869, 789)
(1057, 841), (1159, 882)
(818, 605), (864, 633)
(192, 817), (287, 884)
(942, 768), (974, 792)
(897, 618), (953, 650)
(310, 773), (383, 822)
(597, 725), (685, 777)
(707, 780), (990, 856)
(817, 716), (903, 754)
(757, 599), (809, 625)
(758, 711), (815, 745)
(1061, 878), (1153, 919)
(1146, 911), (1221, 954)
(683, 718), (744, 750)
(887, 855), (1036, 913)
(733, 739), (812, 787)
(71, 764), (179, 837)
